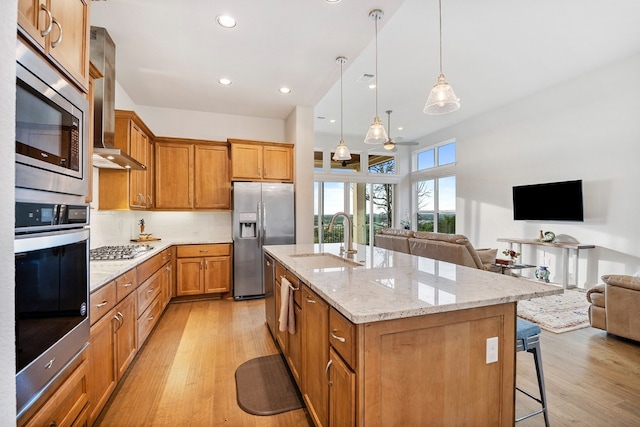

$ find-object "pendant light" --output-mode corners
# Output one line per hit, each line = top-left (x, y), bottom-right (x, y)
(364, 9), (388, 144)
(332, 56), (352, 163)
(424, 0), (460, 115)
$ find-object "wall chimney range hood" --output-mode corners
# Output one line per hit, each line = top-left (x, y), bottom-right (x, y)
(90, 26), (145, 170)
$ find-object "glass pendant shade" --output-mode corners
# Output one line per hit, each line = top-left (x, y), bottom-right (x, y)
(364, 116), (388, 144)
(333, 139), (351, 161)
(384, 140), (395, 150)
(424, 73), (460, 115)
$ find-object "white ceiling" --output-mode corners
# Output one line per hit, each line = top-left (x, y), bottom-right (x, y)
(91, 0), (640, 147)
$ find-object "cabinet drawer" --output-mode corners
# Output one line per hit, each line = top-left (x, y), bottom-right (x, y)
(329, 308), (356, 369)
(115, 269), (138, 301)
(90, 281), (116, 325)
(137, 296), (162, 348)
(137, 251), (166, 284)
(22, 358), (88, 427)
(177, 243), (230, 258)
(137, 268), (163, 316)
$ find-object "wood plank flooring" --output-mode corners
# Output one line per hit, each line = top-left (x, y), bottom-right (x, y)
(96, 298), (640, 426)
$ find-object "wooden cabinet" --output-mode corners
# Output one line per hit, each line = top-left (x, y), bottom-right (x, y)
(155, 138), (230, 210)
(18, 355), (89, 427)
(274, 262), (302, 386)
(229, 139), (293, 182)
(114, 292), (137, 380)
(328, 347), (355, 427)
(176, 244), (232, 296)
(98, 110), (154, 210)
(18, 0), (90, 91)
(136, 249), (172, 347)
(88, 304), (117, 424)
(301, 285), (329, 427)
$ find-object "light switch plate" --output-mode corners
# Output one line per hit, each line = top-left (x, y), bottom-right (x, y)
(486, 337), (499, 364)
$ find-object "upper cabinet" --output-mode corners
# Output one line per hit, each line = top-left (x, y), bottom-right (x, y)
(155, 137), (230, 210)
(229, 139), (293, 182)
(99, 110), (154, 210)
(17, 0), (90, 91)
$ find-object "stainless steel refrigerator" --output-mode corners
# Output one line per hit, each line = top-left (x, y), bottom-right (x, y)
(233, 182), (295, 300)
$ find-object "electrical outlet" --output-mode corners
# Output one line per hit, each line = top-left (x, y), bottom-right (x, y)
(486, 337), (499, 364)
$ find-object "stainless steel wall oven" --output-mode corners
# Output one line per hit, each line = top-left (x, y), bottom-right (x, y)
(15, 201), (90, 418)
(15, 40), (89, 197)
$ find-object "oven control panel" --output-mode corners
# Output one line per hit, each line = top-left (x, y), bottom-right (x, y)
(15, 201), (88, 232)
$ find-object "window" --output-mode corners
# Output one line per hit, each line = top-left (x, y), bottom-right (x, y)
(413, 140), (456, 233)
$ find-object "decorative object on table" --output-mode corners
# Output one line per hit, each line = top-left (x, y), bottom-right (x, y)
(535, 230), (556, 243)
(139, 218), (145, 234)
(502, 248), (520, 263)
(535, 266), (551, 283)
(517, 289), (590, 333)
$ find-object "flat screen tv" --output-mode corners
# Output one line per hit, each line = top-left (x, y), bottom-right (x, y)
(512, 180), (584, 221)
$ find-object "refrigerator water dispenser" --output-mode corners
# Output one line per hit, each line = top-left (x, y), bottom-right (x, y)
(238, 212), (257, 238)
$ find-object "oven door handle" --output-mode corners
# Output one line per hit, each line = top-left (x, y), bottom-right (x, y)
(14, 228), (89, 253)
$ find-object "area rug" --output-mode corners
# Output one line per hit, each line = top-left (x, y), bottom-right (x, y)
(235, 353), (304, 416)
(517, 289), (590, 333)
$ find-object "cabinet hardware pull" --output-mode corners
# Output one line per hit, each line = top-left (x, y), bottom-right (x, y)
(200, 250), (209, 253)
(147, 288), (154, 293)
(147, 315), (155, 321)
(205, 261), (208, 270)
(200, 261), (203, 270)
(40, 152), (49, 158)
(330, 330), (346, 343)
(50, 17), (62, 48)
(148, 195), (152, 204)
(123, 282), (133, 288)
(114, 313), (122, 331)
(44, 357), (56, 370)
(305, 296), (316, 304)
(39, 4), (53, 37)
(96, 301), (108, 308)
(285, 277), (300, 291)
(266, 260), (271, 266)
(325, 359), (333, 386)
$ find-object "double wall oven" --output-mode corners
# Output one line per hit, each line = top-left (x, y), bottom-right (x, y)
(14, 40), (91, 418)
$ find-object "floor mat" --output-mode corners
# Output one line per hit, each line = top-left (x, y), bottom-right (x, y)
(235, 353), (305, 416)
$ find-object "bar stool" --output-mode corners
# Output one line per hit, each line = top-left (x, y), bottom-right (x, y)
(516, 318), (550, 427)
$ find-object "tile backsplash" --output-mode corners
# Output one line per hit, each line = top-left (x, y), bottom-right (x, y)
(90, 210), (231, 248)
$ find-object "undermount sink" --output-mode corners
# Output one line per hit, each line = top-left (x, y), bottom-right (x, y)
(289, 252), (364, 269)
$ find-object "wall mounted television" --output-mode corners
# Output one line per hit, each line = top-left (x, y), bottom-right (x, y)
(512, 180), (584, 221)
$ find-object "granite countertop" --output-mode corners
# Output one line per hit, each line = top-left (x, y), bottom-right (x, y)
(264, 243), (563, 324)
(89, 238), (233, 292)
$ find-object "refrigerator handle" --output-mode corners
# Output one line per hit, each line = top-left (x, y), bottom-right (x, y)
(256, 201), (262, 244)
(261, 201), (267, 245)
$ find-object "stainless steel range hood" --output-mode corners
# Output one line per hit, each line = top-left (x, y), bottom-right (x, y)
(90, 26), (145, 170)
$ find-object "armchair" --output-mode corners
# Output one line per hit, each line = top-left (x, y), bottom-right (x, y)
(586, 275), (640, 342)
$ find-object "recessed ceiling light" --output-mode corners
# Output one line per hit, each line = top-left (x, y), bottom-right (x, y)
(325, 0), (342, 3)
(397, 127), (404, 131)
(329, 119), (336, 123)
(216, 15), (237, 28)
(279, 87), (292, 94)
(368, 84), (376, 89)
(218, 78), (232, 85)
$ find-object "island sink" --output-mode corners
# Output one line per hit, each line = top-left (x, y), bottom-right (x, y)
(289, 252), (363, 269)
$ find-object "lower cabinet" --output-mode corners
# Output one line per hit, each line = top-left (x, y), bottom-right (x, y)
(301, 285), (329, 427)
(18, 354), (89, 427)
(328, 348), (355, 427)
(176, 244), (232, 296)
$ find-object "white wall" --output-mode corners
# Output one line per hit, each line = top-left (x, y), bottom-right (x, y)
(0, 1), (17, 419)
(287, 106), (314, 243)
(412, 53), (640, 286)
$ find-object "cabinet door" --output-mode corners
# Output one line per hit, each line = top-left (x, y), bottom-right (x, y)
(48, 0), (89, 89)
(328, 348), (355, 427)
(88, 311), (117, 424)
(18, 0), (47, 49)
(263, 145), (293, 182)
(287, 303), (302, 387)
(155, 142), (193, 209)
(302, 287), (329, 427)
(194, 144), (230, 209)
(161, 262), (172, 309)
(177, 258), (204, 296)
(231, 143), (262, 180)
(129, 124), (148, 209)
(204, 256), (231, 293)
(114, 292), (137, 381)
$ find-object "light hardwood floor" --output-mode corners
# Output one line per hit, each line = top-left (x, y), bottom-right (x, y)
(96, 298), (640, 426)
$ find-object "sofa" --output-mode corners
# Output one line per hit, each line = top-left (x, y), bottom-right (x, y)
(374, 229), (498, 271)
(586, 274), (640, 342)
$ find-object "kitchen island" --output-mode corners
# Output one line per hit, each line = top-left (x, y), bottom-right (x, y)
(264, 243), (562, 427)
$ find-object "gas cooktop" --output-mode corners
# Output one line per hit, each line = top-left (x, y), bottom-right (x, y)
(90, 244), (154, 261)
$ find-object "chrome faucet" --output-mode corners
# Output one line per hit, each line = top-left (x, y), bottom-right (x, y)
(328, 211), (357, 255)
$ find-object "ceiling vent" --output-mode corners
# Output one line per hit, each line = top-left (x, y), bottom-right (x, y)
(357, 73), (375, 83)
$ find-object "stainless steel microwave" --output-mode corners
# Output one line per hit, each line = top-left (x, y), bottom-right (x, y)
(15, 40), (89, 197)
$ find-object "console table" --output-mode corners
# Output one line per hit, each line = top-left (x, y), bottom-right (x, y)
(497, 238), (595, 288)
